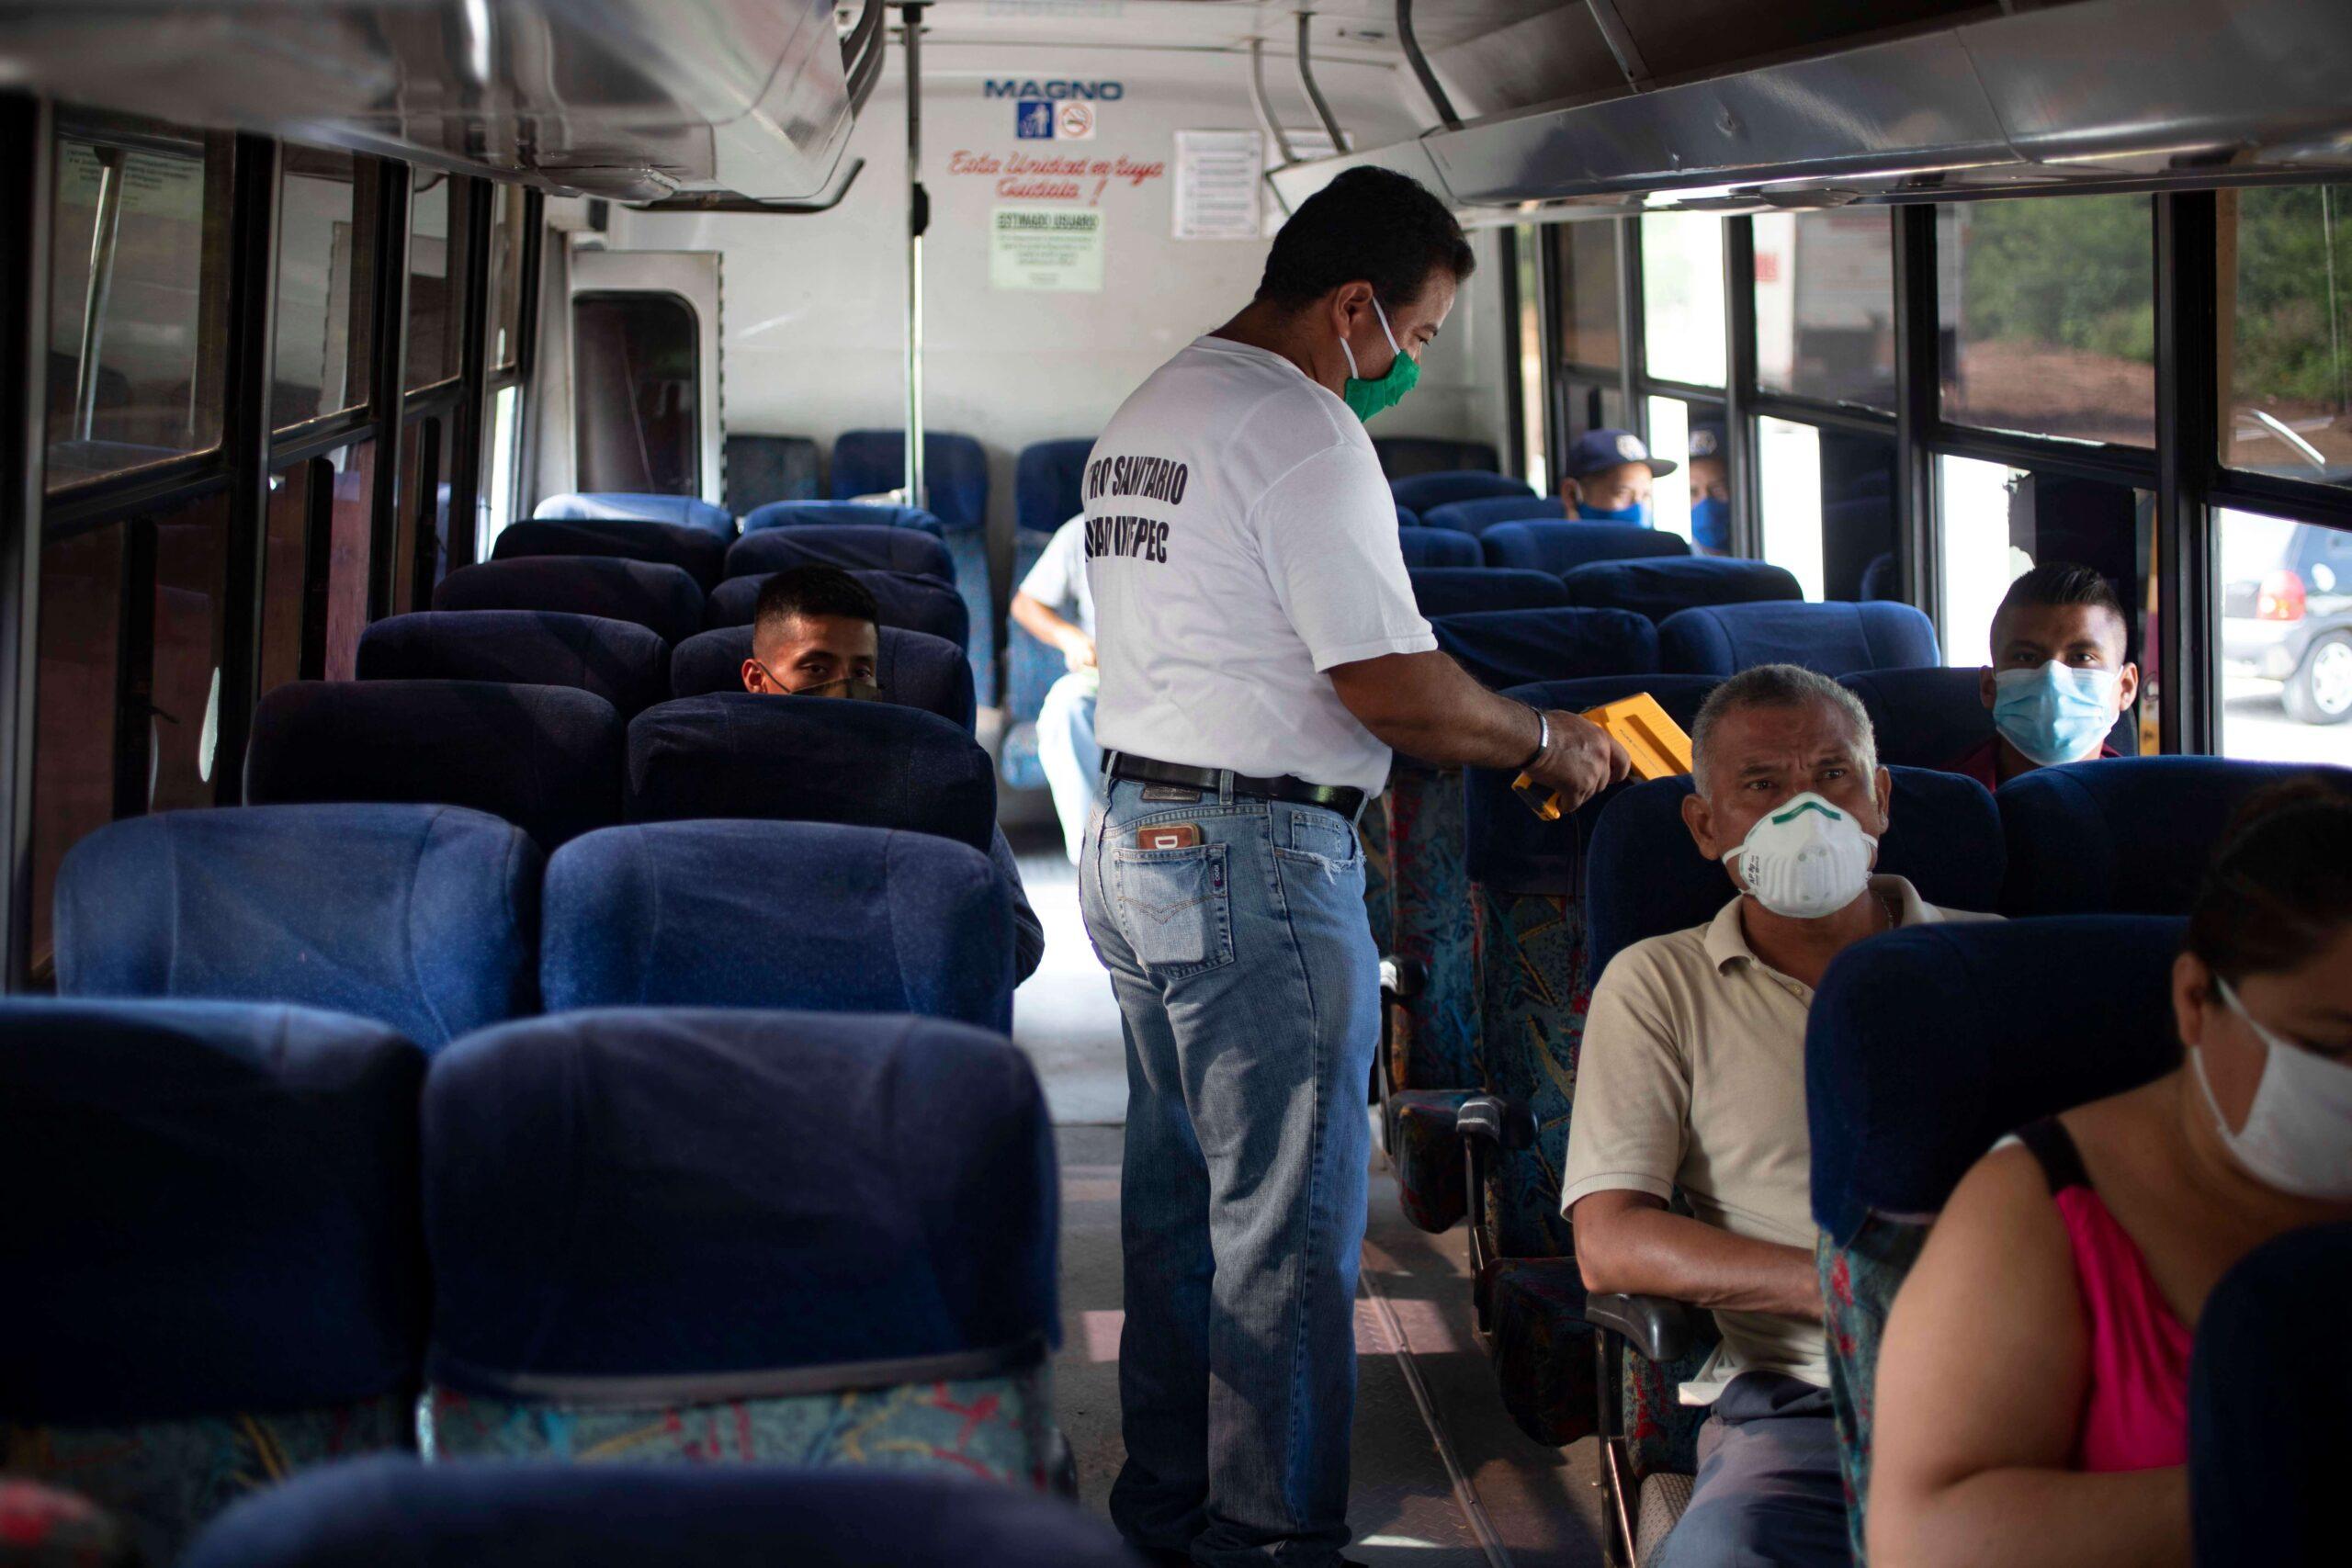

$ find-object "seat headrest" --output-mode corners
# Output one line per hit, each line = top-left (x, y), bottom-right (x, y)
(55, 805), (541, 1048)
(1859, 552), (1903, 602)
(1561, 557), (1804, 625)
(1421, 495), (1568, 536)
(1659, 598), (1938, 674)
(625, 694), (996, 852)
(1997, 757), (2352, 915)
(1482, 520), (1691, 575)
(1014, 438), (1095, 533)
(1407, 567), (1571, 618)
(246, 680), (624, 849)
(434, 557), (705, 647)
(1395, 502), (1421, 529)
(1464, 674), (1722, 893)
(491, 517), (729, 590)
(1587, 766), (2004, 980)
(531, 492), (734, 537)
(357, 611), (672, 719)
(1389, 468), (1533, 513)
(0, 998), (427, 1425)
(1431, 607), (1659, 690)
(668, 625), (975, 731)
(1806, 917), (2185, 1245)
(740, 500), (945, 536)
(829, 430), (988, 530)
(724, 525), (956, 585)
(1373, 436), (1502, 479)
(1396, 525), (1480, 570)
(705, 569), (968, 649)
(539, 823), (1013, 1026)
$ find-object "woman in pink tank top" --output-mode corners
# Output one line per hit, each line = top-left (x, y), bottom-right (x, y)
(1867, 785), (2352, 1568)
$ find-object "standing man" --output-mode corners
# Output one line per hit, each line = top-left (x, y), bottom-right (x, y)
(1080, 166), (1627, 1568)
(1011, 514), (1101, 863)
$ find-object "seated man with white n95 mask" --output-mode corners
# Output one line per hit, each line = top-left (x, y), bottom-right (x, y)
(1564, 664), (1999, 1568)
(740, 564), (1046, 983)
(1948, 561), (2138, 789)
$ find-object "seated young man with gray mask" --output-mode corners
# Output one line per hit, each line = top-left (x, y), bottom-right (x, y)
(1563, 664), (2000, 1568)
(740, 564), (1046, 983)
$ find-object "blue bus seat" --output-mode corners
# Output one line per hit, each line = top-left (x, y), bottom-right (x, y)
(1859, 551), (1903, 602)
(417, 1009), (1054, 1476)
(1561, 557), (1804, 626)
(1407, 568), (1572, 619)
(0, 998), (428, 1564)
(1807, 917), (2184, 1558)
(246, 681), (624, 849)
(1841, 665), (2137, 772)
(182, 1460), (1140, 1567)
(356, 611), (671, 720)
(1397, 525), (1480, 570)
(1374, 436), (1501, 479)
(491, 517), (728, 592)
(724, 433), (822, 511)
(829, 432), (995, 705)
(1015, 438), (1093, 533)
(532, 492), (735, 537)
(706, 569), (968, 650)
(54, 805), (540, 1049)
(1483, 520), (1690, 576)
(434, 558), (705, 649)
(1996, 757), (2352, 916)
(740, 500), (944, 535)
(539, 824), (1014, 1028)
(1659, 600), (1938, 676)
(1396, 502), (1421, 529)
(668, 625), (975, 732)
(1391, 470), (1533, 513)
(725, 524), (956, 586)
(1432, 607), (1659, 693)
(1422, 495), (1567, 536)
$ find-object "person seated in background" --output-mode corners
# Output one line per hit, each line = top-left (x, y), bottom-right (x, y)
(1688, 421), (1732, 557)
(1565, 663), (1999, 1568)
(1009, 514), (1100, 864)
(741, 565), (1046, 982)
(1867, 784), (2352, 1568)
(1563, 427), (1675, 525)
(1949, 562), (2139, 788)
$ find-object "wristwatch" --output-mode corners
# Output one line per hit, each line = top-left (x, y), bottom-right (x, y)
(1518, 706), (1549, 771)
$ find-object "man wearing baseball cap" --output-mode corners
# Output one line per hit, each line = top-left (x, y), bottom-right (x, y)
(1563, 427), (1676, 525)
(1688, 420), (1733, 555)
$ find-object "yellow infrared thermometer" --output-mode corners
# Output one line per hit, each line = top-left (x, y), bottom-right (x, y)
(1512, 693), (1695, 821)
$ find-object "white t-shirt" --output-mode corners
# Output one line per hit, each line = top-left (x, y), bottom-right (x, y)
(1018, 516), (1096, 639)
(1082, 335), (1433, 794)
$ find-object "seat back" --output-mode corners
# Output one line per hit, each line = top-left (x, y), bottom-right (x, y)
(741, 500), (944, 535)
(434, 557), (705, 647)
(1422, 495), (1567, 536)
(1482, 520), (1691, 575)
(706, 568), (968, 649)
(1430, 607), (1659, 692)
(2188, 1222), (2352, 1568)
(1407, 567), (1571, 618)
(1390, 469), (1533, 513)
(246, 681), (625, 849)
(356, 611), (671, 719)
(1658, 599), (1939, 676)
(1395, 502), (1421, 529)
(722, 432), (822, 511)
(1397, 525), (1480, 569)
(1560, 557), (1804, 625)
(1997, 758), (2352, 915)
(1374, 436), (1501, 478)
(625, 694), (997, 852)
(55, 805), (540, 1048)
(725, 523), (956, 585)
(829, 430), (988, 531)
(1859, 551), (1902, 602)
(1841, 665), (2138, 770)
(1015, 437), (1093, 532)
(539, 823), (1014, 1026)
(420, 1009), (1054, 1478)
(0, 998), (427, 1563)
(667, 625), (975, 731)
(531, 492), (734, 537)
(491, 517), (728, 591)
(1806, 917), (2185, 1560)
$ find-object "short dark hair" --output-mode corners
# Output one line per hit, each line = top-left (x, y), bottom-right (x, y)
(2188, 779), (2352, 986)
(752, 564), (878, 635)
(1255, 166), (1475, 311)
(1994, 562), (2130, 654)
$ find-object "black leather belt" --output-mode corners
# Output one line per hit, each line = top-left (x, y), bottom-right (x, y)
(1105, 751), (1366, 822)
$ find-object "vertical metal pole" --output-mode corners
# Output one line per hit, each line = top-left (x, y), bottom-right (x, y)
(366, 162), (413, 623)
(447, 177), (493, 571)
(73, 146), (125, 441)
(1617, 216), (1645, 438)
(1294, 12), (1350, 155)
(1723, 215), (1762, 560)
(900, 3), (928, 510)
(2154, 191), (2220, 755)
(212, 133), (280, 804)
(1, 93), (53, 988)
(1892, 204), (1941, 621)
(1498, 228), (1530, 485)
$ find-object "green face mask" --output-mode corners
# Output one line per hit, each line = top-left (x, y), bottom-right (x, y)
(1340, 298), (1419, 423)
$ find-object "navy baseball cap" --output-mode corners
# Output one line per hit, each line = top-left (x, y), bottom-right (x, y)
(1689, 421), (1726, 462)
(1564, 428), (1678, 480)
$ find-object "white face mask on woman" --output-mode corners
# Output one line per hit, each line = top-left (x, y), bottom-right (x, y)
(1721, 791), (1878, 921)
(2192, 976), (2352, 1201)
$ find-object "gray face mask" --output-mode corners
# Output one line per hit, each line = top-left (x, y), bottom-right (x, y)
(753, 660), (884, 702)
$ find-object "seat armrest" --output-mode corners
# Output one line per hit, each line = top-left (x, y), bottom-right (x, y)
(1379, 954), (1428, 998)
(1585, 1292), (1699, 1365)
(1454, 1093), (1536, 1152)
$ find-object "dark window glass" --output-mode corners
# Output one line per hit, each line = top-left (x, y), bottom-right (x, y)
(323, 443), (376, 680)
(29, 525), (122, 973)
(148, 491), (232, 813)
(272, 148), (376, 428)
(404, 173), (463, 389)
(488, 182), (527, 371)
(44, 129), (231, 490)
(1754, 209), (1896, 411)
(1939, 196), (2155, 446)
(394, 419), (427, 614)
(2218, 511), (2352, 752)
(573, 292), (700, 495)
(1555, 220), (1623, 370)
(259, 463), (313, 695)
(2221, 185), (2352, 484)
(1640, 213), (1726, 388)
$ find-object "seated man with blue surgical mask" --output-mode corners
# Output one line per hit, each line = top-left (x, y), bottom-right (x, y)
(1948, 561), (2138, 789)
(1562, 426), (1675, 525)
(1688, 421), (1733, 557)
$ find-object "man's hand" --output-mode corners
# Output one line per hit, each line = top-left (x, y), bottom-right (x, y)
(1523, 709), (1629, 815)
(1061, 630), (1098, 673)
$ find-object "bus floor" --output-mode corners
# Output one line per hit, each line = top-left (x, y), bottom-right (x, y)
(1012, 833), (1611, 1567)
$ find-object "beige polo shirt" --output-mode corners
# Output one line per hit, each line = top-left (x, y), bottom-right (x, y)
(1561, 874), (1999, 1404)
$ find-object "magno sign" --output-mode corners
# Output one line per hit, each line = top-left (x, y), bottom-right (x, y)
(983, 79), (1125, 100)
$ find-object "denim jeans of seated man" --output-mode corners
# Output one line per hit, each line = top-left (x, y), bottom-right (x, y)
(1080, 775), (1380, 1567)
(1039, 672), (1102, 864)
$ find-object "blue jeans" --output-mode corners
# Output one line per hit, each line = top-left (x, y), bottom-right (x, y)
(1080, 775), (1380, 1567)
(1654, 1371), (1849, 1568)
(1038, 674), (1102, 864)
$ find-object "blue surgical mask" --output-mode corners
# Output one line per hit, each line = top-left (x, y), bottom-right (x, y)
(1690, 496), (1730, 551)
(1991, 661), (2120, 766)
(1340, 299), (1419, 423)
(1577, 500), (1651, 526)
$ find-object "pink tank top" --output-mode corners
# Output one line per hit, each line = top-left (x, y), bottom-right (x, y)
(2018, 1118), (2192, 1472)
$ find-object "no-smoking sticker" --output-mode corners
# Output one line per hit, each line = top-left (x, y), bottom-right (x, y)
(1057, 101), (1097, 141)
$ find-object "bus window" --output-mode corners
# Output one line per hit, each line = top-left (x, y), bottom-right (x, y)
(1641, 212), (1725, 389)
(28, 525), (122, 972)
(1757, 416), (1824, 600)
(479, 384), (522, 553)
(1555, 220), (1623, 372)
(2219, 511), (2352, 756)
(257, 465), (312, 696)
(150, 493), (232, 811)
(486, 183), (527, 372)
(573, 291), (701, 496)
(1645, 395), (1695, 545)
(2220, 185), (2352, 487)
(272, 148), (375, 429)
(405, 172), (463, 390)
(1753, 209), (1896, 412)
(322, 443), (376, 681)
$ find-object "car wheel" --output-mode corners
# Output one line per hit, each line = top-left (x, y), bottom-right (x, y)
(2283, 630), (2352, 725)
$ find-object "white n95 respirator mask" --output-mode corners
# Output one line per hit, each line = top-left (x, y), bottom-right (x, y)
(1723, 791), (1878, 921)
(2192, 976), (2352, 1201)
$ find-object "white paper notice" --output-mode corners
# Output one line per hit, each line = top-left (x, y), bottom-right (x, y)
(990, 207), (1105, 291)
(1172, 130), (1263, 241)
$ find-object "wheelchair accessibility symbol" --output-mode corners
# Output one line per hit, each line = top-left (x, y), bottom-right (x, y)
(1016, 101), (1054, 139)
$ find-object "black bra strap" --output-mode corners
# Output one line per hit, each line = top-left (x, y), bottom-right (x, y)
(2016, 1116), (2090, 1195)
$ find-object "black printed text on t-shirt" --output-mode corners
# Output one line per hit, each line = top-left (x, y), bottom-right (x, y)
(1085, 454), (1190, 505)
(1087, 515), (1169, 563)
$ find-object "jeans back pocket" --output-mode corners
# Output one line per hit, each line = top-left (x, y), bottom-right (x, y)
(1111, 840), (1235, 981)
